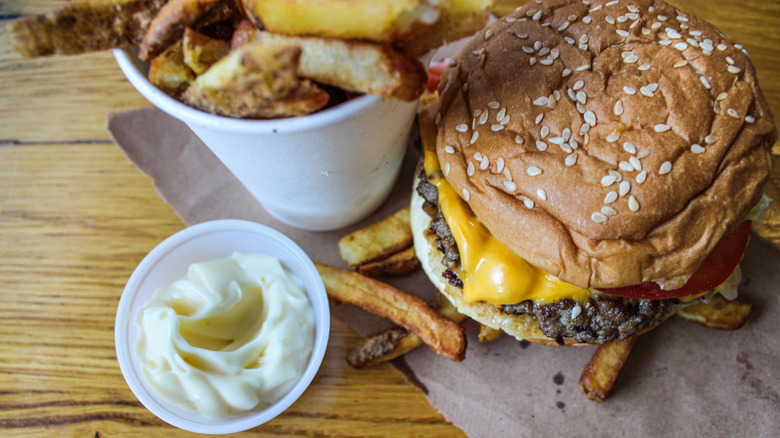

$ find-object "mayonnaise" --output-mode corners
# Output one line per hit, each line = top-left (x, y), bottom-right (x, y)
(134, 252), (315, 419)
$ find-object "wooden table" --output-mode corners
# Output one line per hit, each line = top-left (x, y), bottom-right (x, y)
(1, 0), (778, 436)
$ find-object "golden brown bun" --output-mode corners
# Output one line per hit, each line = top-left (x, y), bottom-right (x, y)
(436, 0), (776, 290)
(410, 176), (588, 346)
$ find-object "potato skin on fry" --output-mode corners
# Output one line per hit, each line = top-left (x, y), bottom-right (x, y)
(339, 206), (415, 270)
(138, 0), (222, 61)
(182, 27), (230, 74)
(8, 0), (167, 58)
(182, 42), (328, 118)
(316, 262), (466, 363)
(356, 246), (420, 278)
(148, 40), (196, 95)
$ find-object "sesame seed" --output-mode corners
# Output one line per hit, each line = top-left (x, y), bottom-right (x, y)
(647, 83), (659, 92)
(496, 107), (507, 121)
(628, 195), (640, 211)
(642, 28), (651, 35)
(666, 28), (682, 39)
(456, 124), (468, 132)
(537, 188), (547, 201)
(605, 191), (618, 203)
(674, 42), (688, 51)
(462, 188), (470, 201)
(699, 76), (712, 89)
(583, 16), (592, 24)
(576, 91), (587, 104)
(444, 145), (455, 154)
(444, 162), (451, 175)
(467, 162), (475, 176)
(536, 140), (548, 151)
(640, 86), (655, 97)
(605, 0), (618, 6)
(562, 68), (572, 77)
(535, 113), (544, 124)
(584, 111), (597, 126)
(496, 157), (505, 173)
(516, 32), (529, 39)
(530, 57), (537, 66)
(506, 16), (517, 23)
(626, 12), (639, 20)
(470, 131), (479, 144)
(638, 63), (651, 71)
(619, 180), (631, 196)
(637, 148), (650, 159)
(532, 9), (542, 20)
(617, 29), (630, 37)
(503, 180), (517, 192)
(717, 44), (728, 51)
(558, 21), (571, 31)
(569, 139), (579, 150)
(501, 115), (510, 125)
(687, 38), (699, 48)
(540, 58), (554, 66)
(629, 156), (642, 171)
(614, 100), (624, 116)
(527, 166), (542, 176)
(624, 86), (637, 95)
(745, 115), (756, 123)
(565, 153), (578, 167)
(591, 212), (608, 223)
(628, 5), (639, 13)
(728, 65), (741, 74)
(623, 142), (636, 154)
(580, 123), (590, 135)
(568, 88), (577, 101)
(735, 43), (744, 50)
(514, 136), (523, 145)
(580, 34), (589, 44)
(565, 36), (575, 45)
(659, 161), (672, 175)
(601, 174), (617, 187)
(606, 15), (616, 24)
(606, 132), (621, 143)
(589, 5), (603, 13)
(636, 170), (647, 183)
(619, 161), (634, 172)
(549, 136), (564, 145)
(654, 124), (671, 132)
(659, 40), (672, 46)
(491, 124), (505, 131)
(602, 206), (617, 216)
(717, 92), (728, 101)
(485, 29), (494, 40)
(435, 112), (442, 124)
(540, 125), (550, 138)
(539, 47), (550, 56)
(524, 198), (535, 209)
(705, 135), (718, 144)
(474, 152), (483, 161)
(677, 15), (689, 22)
(479, 111), (489, 125)
(652, 22), (663, 29)
(488, 101), (500, 109)
(534, 96), (549, 106)
(658, 15), (668, 21)
(624, 54), (639, 63)
(674, 60), (688, 68)
(691, 144), (705, 154)
(576, 64), (590, 71)
(577, 102), (586, 114)
(727, 108), (740, 118)
(609, 170), (623, 182)
(573, 80), (584, 91)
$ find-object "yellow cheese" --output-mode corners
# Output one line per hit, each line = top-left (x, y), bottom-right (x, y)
(421, 119), (590, 306)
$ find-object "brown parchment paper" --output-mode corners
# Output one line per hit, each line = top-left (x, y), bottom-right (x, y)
(108, 107), (780, 438)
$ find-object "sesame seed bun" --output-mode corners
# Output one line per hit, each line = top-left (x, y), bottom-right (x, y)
(435, 0), (776, 290)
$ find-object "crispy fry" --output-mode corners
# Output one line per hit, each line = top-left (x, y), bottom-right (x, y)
(8, 0), (166, 58)
(148, 40), (196, 95)
(182, 27), (230, 74)
(182, 42), (329, 118)
(243, 30), (426, 101)
(241, 0), (445, 44)
(138, 0), (222, 61)
(316, 262), (466, 362)
(347, 294), (465, 368)
(396, 0), (492, 58)
(356, 246), (420, 277)
(478, 324), (503, 343)
(579, 336), (638, 402)
(676, 295), (753, 330)
(339, 206), (414, 270)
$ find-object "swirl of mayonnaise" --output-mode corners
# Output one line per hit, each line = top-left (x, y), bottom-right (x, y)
(135, 252), (315, 419)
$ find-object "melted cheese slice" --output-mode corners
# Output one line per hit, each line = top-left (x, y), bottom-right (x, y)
(421, 110), (590, 306)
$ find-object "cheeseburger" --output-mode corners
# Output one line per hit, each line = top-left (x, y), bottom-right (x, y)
(412, 0), (776, 346)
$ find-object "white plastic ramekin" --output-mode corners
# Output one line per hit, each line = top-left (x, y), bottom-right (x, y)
(115, 220), (330, 434)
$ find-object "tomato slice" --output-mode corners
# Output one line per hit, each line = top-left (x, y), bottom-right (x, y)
(426, 61), (449, 93)
(598, 221), (752, 300)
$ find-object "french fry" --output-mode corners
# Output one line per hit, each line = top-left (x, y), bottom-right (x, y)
(241, 0), (446, 44)
(675, 295), (753, 330)
(347, 294), (465, 368)
(396, 0), (492, 58)
(478, 324), (503, 343)
(339, 206), (414, 270)
(316, 262), (466, 362)
(182, 27), (230, 74)
(356, 246), (420, 277)
(138, 0), (222, 61)
(148, 40), (196, 95)
(182, 42), (329, 118)
(8, 0), (166, 58)
(245, 31), (427, 101)
(579, 336), (638, 402)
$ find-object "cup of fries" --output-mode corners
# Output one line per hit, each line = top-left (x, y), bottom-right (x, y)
(114, 47), (418, 231)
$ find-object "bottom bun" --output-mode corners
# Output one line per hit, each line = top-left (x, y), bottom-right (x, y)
(411, 175), (589, 346)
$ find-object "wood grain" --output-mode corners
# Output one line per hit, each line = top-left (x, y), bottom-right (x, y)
(1, 0), (779, 436)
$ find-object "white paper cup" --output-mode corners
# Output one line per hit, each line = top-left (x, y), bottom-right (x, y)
(115, 220), (330, 434)
(114, 48), (418, 231)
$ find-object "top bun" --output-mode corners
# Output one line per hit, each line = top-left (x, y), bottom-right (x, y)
(436, 0), (776, 290)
